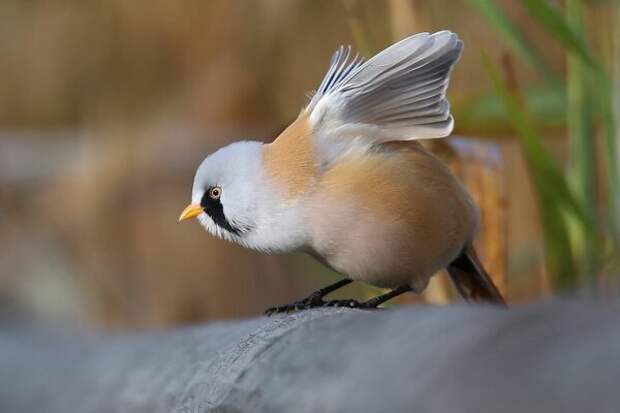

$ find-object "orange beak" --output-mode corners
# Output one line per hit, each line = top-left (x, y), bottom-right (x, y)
(178, 204), (204, 222)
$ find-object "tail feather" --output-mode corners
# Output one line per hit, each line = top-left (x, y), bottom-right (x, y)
(447, 246), (506, 305)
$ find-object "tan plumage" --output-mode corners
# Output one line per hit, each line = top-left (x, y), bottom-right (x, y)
(305, 140), (477, 292)
(180, 31), (506, 312)
(263, 115), (318, 200)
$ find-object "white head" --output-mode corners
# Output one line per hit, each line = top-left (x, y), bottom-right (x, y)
(179, 140), (307, 252)
(179, 141), (263, 242)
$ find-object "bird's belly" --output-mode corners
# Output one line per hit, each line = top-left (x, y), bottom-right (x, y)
(307, 208), (461, 291)
(304, 146), (477, 291)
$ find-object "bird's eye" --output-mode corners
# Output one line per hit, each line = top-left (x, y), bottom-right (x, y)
(209, 186), (222, 200)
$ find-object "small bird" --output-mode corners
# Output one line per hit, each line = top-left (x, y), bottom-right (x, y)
(179, 31), (505, 313)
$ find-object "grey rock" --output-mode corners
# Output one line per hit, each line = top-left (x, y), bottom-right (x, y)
(1, 300), (619, 413)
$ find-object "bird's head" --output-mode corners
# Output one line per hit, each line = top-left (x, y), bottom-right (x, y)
(179, 140), (265, 244)
(179, 139), (307, 252)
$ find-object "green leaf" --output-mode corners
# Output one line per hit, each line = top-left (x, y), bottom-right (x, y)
(470, 0), (558, 83)
(453, 85), (566, 133)
(605, 1), (620, 247)
(482, 53), (590, 288)
(521, 0), (619, 263)
(520, 0), (599, 70)
(565, 0), (598, 279)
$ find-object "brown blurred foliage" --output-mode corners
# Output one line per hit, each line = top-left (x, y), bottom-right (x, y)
(0, 0), (561, 328)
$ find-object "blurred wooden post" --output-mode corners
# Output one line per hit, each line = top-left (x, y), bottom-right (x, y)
(424, 138), (508, 302)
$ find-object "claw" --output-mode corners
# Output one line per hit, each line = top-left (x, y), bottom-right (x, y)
(265, 297), (364, 316)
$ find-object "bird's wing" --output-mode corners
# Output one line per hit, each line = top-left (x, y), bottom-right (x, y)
(305, 31), (462, 163)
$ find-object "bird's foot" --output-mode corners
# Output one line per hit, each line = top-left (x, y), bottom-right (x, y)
(265, 294), (361, 316)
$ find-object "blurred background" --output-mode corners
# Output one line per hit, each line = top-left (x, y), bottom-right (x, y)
(1, 0), (618, 329)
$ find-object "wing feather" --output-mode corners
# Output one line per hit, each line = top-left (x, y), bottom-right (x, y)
(306, 31), (463, 150)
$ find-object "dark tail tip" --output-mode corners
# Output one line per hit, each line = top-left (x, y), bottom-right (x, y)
(447, 247), (506, 306)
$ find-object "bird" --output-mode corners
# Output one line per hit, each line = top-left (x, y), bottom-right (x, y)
(179, 31), (505, 314)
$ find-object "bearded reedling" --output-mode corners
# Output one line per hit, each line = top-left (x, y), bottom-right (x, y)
(179, 31), (505, 314)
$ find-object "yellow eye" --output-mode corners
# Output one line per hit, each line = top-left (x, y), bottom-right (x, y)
(209, 186), (222, 200)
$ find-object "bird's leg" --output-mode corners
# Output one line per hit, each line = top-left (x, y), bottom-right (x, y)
(356, 285), (412, 309)
(265, 279), (353, 315)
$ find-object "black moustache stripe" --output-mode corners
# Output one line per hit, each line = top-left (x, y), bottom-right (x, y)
(200, 191), (242, 235)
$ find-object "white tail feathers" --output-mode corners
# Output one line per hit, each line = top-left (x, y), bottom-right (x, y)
(307, 31), (463, 141)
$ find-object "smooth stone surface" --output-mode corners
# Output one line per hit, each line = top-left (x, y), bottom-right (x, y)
(1, 300), (619, 413)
